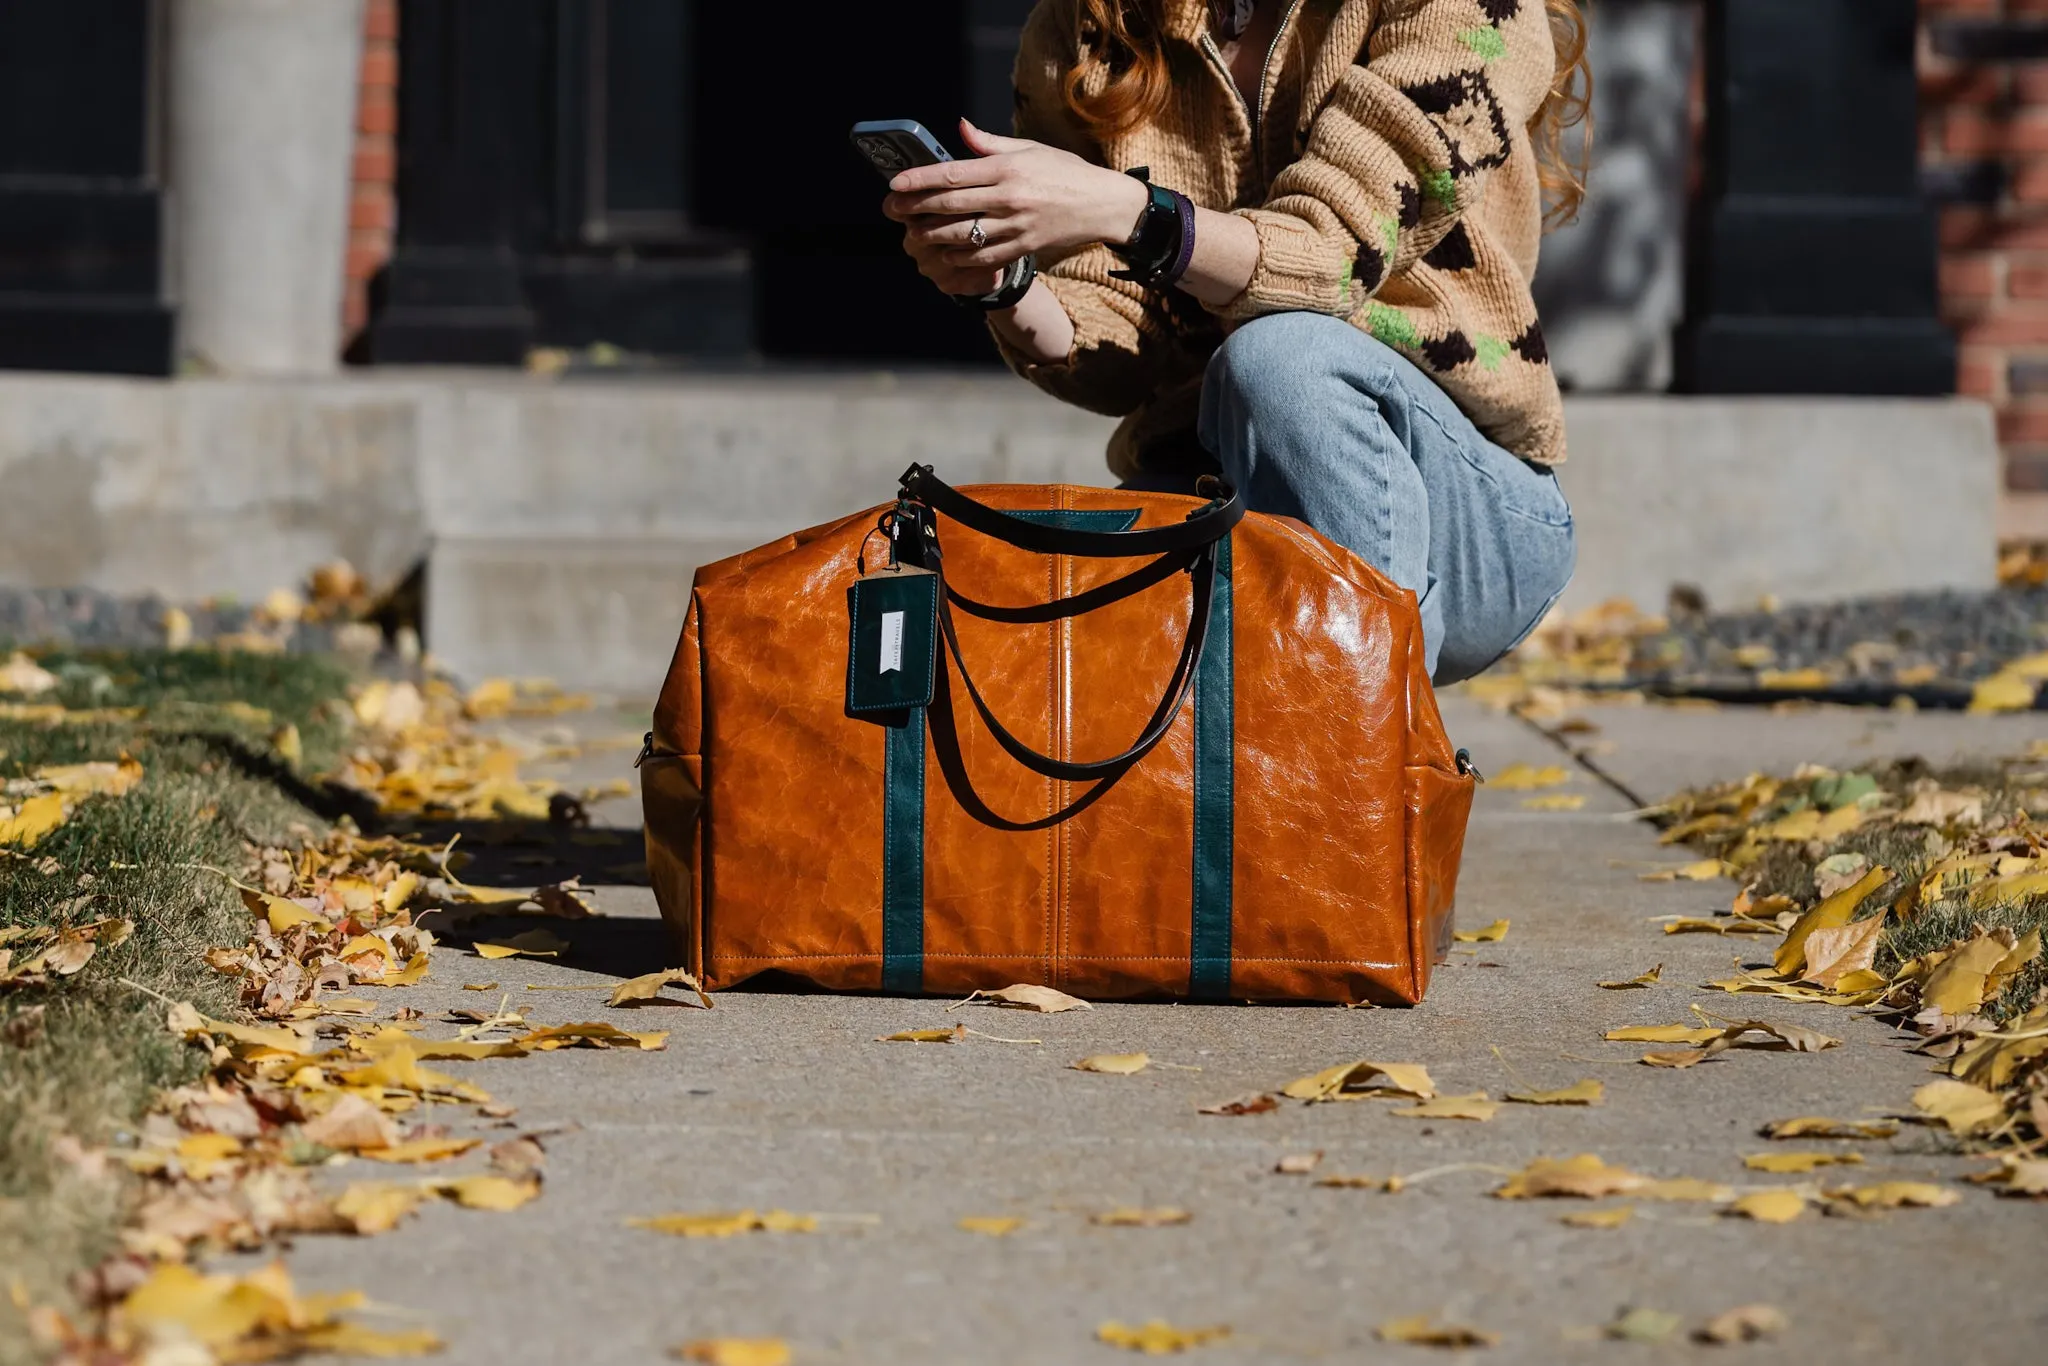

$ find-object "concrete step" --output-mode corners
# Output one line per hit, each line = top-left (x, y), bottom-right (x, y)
(0, 368), (1999, 690)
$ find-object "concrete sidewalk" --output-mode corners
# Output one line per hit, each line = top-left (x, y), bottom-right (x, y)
(253, 698), (2046, 1365)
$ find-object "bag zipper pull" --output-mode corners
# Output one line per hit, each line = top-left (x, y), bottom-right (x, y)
(634, 731), (656, 769)
(1455, 748), (1483, 782)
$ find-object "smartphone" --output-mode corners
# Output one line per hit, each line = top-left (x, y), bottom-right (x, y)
(849, 119), (952, 179)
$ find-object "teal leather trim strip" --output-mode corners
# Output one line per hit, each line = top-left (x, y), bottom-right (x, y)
(1189, 534), (1234, 999)
(880, 707), (926, 993)
(1007, 508), (1143, 532)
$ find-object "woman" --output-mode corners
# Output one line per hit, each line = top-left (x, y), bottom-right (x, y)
(883, 0), (1589, 685)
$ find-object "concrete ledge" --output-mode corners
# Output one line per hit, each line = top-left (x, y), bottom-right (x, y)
(0, 368), (1999, 689)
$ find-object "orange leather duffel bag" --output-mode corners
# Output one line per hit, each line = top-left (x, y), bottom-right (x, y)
(640, 465), (1476, 1004)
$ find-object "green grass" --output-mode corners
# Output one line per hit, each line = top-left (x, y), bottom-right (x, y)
(0, 650), (353, 1353)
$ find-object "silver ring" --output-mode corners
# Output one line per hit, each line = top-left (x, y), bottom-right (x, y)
(968, 219), (987, 247)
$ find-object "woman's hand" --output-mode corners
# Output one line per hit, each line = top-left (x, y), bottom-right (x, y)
(884, 119), (1148, 275)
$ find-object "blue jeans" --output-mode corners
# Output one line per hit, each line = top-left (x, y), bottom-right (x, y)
(1169, 312), (1576, 686)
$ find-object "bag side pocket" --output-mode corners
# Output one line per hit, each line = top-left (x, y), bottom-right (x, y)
(1405, 762), (1476, 1000)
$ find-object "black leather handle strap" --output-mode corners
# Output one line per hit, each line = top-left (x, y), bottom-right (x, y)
(900, 464), (1243, 558)
(944, 545), (1201, 625)
(928, 537), (1217, 782)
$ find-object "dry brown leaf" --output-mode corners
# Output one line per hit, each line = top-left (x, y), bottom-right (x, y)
(957, 983), (1092, 1013)
(300, 1094), (399, 1152)
(1559, 1205), (1633, 1230)
(1919, 934), (2014, 1018)
(1072, 1052), (1150, 1075)
(1197, 1092), (1279, 1116)
(1598, 965), (1662, 990)
(1453, 919), (1510, 943)
(1096, 1321), (1231, 1354)
(1743, 1151), (1863, 1174)
(462, 982), (500, 991)
(608, 967), (713, 1009)
(1760, 1117), (1898, 1141)
(1800, 914), (1887, 989)
(1315, 1173), (1395, 1191)
(1274, 1152), (1322, 1175)
(1695, 1304), (1788, 1345)
(1505, 1079), (1603, 1106)
(957, 1215), (1023, 1236)
(1773, 866), (1890, 977)
(879, 1026), (964, 1043)
(1662, 917), (1781, 937)
(1969, 1158), (2048, 1198)
(1282, 1059), (1435, 1102)
(518, 1021), (667, 1050)
(1494, 1154), (1646, 1199)
(1391, 1091), (1498, 1121)
(673, 1340), (791, 1366)
(1727, 1189), (1806, 1223)
(1376, 1315), (1499, 1349)
(1091, 1207), (1192, 1227)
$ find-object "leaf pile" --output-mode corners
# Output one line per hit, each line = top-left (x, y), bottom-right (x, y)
(1649, 758), (2048, 1154)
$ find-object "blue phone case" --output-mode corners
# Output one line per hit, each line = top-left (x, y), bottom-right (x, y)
(850, 120), (953, 178)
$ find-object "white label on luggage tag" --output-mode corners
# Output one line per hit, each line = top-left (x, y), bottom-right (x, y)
(878, 611), (904, 674)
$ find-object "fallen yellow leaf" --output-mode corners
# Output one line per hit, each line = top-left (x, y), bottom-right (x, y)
(608, 967), (713, 1008)
(427, 1174), (541, 1211)
(1773, 866), (1890, 978)
(1911, 1079), (2006, 1134)
(1282, 1059), (1435, 1102)
(1091, 1207), (1192, 1227)
(1743, 1151), (1864, 1174)
(673, 1340), (792, 1366)
(1494, 1154), (1646, 1199)
(518, 1022), (667, 1050)
(1639, 859), (1726, 883)
(1505, 1079), (1603, 1106)
(1828, 1181), (1959, 1209)
(1559, 1205), (1633, 1230)
(1727, 1189), (1806, 1223)
(629, 1210), (820, 1238)
(475, 928), (569, 959)
(1696, 1304), (1788, 1345)
(1604, 1024), (1722, 1046)
(1452, 919), (1510, 943)
(1376, 1315), (1499, 1348)
(1096, 1320), (1231, 1354)
(333, 1182), (429, 1235)
(957, 1215), (1023, 1236)
(1597, 965), (1662, 990)
(1391, 1092), (1498, 1121)
(879, 1027), (963, 1043)
(359, 1136), (482, 1165)
(1760, 1117), (1898, 1141)
(1520, 794), (1585, 812)
(1633, 1178), (1732, 1203)
(1072, 1052), (1150, 1075)
(958, 983), (1092, 1013)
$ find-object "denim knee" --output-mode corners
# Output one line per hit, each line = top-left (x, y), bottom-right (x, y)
(1200, 313), (1363, 476)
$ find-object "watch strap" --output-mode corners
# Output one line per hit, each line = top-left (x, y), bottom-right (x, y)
(952, 253), (1038, 313)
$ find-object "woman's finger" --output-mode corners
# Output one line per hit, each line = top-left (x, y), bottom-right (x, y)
(939, 242), (1030, 271)
(886, 185), (1014, 219)
(908, 215), (1015, 249)
(887, 155), (1005, 195)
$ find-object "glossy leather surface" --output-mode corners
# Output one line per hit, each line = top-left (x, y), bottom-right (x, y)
(643, 485), (1474, 1004)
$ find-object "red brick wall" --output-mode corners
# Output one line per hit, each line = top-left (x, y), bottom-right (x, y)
(1921, 0), (2048, 500)
(343, 0), (397, 343)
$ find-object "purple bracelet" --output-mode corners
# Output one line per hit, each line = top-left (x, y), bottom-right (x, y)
(1161, 189), (1197, 288)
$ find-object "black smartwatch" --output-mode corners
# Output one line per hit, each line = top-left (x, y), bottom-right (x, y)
(1109, 167), (1195, 291)
(953, 253), (1037, 312)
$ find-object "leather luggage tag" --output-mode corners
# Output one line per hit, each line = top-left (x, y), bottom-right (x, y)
(846, 566), (938, 714)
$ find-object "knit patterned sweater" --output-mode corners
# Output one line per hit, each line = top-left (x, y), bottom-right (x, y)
(996, 0), (1566, 477)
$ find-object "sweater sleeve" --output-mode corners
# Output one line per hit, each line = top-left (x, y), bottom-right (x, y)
(987, 1), (1183, 418)
(1214, 0), (1555, 324)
